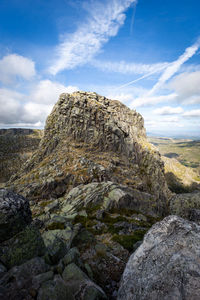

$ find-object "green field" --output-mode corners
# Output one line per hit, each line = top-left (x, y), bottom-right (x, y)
(148, 137), (200, 173)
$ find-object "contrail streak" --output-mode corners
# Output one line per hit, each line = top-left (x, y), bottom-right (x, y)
(116, 65), (168, 90)
(148, 39), (200, 95)
(130, 1), (137, 35)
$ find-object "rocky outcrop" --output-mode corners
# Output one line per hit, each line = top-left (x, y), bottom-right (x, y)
(0, 128), (42, 184)
(8, 92), (170, 216)
(59, 182), (158, 217)
(118, 215), (200, 300)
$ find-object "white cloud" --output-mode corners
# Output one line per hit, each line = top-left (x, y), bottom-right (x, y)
(130, 93), (177, 108)
(0, 88), (23, 123)
(49, 0), (137, 75)
(182, 109), (200, 117)
(23, 102), (53, 123)
(153, 106), (183, 115)
(92, 59), (169, 75)
(0, 54), (36, 84)
(0, 80), (79, 127)
(149, 39), (200, 95)
(169, 71), (200, 104)
(30, 80), (78, 104)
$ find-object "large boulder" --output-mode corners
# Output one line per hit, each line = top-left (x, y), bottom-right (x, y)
(118, 215), (200, 300)
(0, 189), (32, 242)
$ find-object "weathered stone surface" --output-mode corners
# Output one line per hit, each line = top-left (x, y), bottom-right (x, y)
(170, 192), (200, 223)
(8, 91), (170, 216)
(62, 247), (81, 266)
(0, 225), (46, 268)
(0, 257), (50, 300)
(62, 263), (107, 299)
(37, 275), (72, 300)
(0, 189), (32, 242)
(60, 181), (158, 217)
(42, 228), (72, 264)
(118, 215), (200, 300)
(62, 263), (89, 282)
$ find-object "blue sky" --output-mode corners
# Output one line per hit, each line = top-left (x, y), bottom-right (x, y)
(0, 0), (200, 137)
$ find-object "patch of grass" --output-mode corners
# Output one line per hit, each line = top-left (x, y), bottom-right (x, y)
(112, 229), (147, 251)
(40, 200), (53, 208)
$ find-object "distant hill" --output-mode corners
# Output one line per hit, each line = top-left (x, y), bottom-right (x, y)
(148, 136), (200, 193)
(0, 128), (43, 185)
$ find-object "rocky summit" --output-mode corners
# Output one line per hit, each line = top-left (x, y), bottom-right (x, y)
(1, 91), (200, 299)
(8, 91), (170, 216)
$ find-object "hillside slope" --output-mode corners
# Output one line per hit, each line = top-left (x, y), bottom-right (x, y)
(0, 129), (42, 185)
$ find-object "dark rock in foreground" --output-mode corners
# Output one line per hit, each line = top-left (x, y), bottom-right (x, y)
(118, 215), (200, 300)
(0, 189), (32, 242)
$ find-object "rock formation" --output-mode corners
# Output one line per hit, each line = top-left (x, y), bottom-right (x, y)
(8, 91), (170, 217)
(118, 215), (200, 300)
(0, 128), (42, 185)
(2, 92), (200, 299)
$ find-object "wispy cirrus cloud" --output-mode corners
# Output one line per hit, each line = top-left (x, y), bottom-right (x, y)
(49, 0), (137, 75)
(92, 59), (169, 75)
(148, 39), (200, 95)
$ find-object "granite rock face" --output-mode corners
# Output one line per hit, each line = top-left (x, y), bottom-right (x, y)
(118, 215), (200, 300)
(9, 92), (170, 216)
(0, 189), (32, 242)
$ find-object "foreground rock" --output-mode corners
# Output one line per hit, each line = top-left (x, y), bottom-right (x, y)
(0, 189), (32, 242)
(0, 189), (45, 268)
(0, 190), (108, 299)
(8, 91), (170, 217)
(118, 215), (200, 300)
